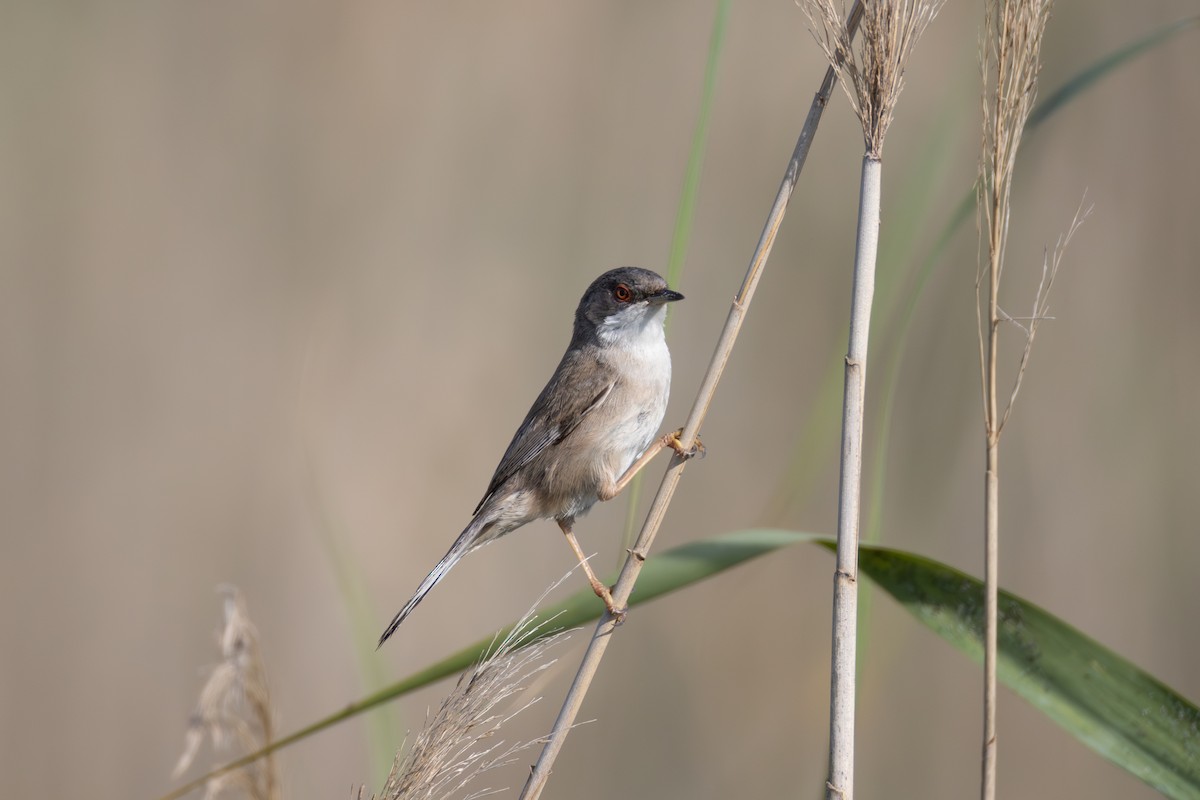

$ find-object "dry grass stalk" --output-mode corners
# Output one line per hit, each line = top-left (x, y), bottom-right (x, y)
(801, 0), (942, 156)
(976, 2), (1084, 799)
(173, 586), (279, 800)
(381, 611), (573, 800)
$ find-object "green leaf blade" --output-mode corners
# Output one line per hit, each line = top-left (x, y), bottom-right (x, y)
(855, 544), (1200, 799)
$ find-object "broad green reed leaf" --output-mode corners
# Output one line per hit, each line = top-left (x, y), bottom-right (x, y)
(828, 541), (1200, 799)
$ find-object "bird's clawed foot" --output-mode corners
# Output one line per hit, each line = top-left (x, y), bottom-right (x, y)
(589, 580), (628, 624)
(665, 428), (705, 461)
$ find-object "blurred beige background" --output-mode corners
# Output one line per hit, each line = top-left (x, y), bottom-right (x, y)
(3, 1), (1198, 798)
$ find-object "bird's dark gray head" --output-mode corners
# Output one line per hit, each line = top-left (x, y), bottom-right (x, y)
(571, 267), (684, 348)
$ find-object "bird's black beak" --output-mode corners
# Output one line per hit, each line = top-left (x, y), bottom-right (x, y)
(647, 288), (684, 305)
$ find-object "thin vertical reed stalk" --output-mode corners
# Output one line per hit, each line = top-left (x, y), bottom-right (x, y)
(977, 1), (1071, 798)
(799, 2), (941, 797)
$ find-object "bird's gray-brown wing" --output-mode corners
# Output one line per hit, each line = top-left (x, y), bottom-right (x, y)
(473, 349), (615, 514)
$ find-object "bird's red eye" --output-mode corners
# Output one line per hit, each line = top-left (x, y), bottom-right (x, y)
(613, 284), (633, 303)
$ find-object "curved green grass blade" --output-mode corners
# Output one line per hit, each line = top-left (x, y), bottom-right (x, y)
(624, 0), (730, 557)
(828, 541), (1200, 799)
(1028, 15), (1200, 130)
(305, 461), (400, 783)
(160, 529), (819, 800)
(665, 0), (729, 292)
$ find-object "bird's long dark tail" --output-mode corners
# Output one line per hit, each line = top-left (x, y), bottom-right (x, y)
(377, 516), (489, 647)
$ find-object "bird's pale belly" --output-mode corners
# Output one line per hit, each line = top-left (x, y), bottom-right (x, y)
(542, 377), (669, 520)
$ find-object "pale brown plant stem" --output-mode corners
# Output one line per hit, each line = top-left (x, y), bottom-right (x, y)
(977, 2), (1056, 798)
(982, 49), (1003, 796)
(516, 7), (864, 798)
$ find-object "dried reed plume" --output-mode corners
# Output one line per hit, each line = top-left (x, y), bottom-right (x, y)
(801, 0), (942, 156)
(381, 611), (573, 800)
(977, 1), (1086, 799)
(173, 586), (279, 800)
(978, 0), (1052, 318)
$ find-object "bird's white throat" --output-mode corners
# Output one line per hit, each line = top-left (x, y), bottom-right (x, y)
(596, 303), (669, 358)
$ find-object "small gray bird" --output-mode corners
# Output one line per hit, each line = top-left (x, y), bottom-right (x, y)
(378, 267), (694, 646)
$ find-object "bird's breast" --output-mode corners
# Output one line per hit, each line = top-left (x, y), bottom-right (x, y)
(539, 335), (672, 519)
(596, 337), (672, 473)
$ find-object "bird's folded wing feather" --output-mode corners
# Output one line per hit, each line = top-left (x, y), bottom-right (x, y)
(473, 350), (615, 514)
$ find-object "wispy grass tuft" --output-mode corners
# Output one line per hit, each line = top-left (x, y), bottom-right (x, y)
(379, 609), (573, 800)
(173, 586), (279, 800)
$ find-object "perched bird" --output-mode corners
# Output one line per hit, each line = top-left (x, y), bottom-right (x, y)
(378, 267), (695, 646)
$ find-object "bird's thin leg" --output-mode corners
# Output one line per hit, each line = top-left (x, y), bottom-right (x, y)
(599, 428), (705, 501)
(557, 518), (624, 619)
